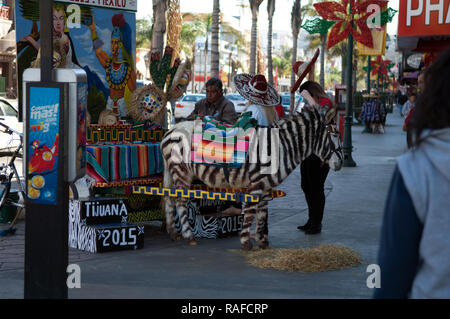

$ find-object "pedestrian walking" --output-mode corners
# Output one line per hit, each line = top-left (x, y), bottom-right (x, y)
(374, 49), (450, 299)
(401, 87), (416, 118)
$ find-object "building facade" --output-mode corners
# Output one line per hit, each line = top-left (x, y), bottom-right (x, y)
(0, 0), (15, 98)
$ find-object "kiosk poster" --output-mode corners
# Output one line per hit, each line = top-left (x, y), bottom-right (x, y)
(16, 0), (137, 123)
(77, 81), (88, 173)
(27, 87), (61, 205)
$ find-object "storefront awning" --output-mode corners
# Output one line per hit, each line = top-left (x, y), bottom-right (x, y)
(397, 0), (450, 52)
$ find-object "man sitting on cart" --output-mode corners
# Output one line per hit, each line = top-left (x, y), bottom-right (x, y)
(186, 78), (238, 125)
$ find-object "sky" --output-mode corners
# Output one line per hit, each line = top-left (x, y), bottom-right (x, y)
(137, 0), (399, 36)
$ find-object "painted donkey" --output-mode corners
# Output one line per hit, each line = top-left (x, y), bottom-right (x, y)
(160, 107), (343, 250)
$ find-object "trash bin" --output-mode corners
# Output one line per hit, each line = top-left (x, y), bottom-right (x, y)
(0, 191), (18, 223)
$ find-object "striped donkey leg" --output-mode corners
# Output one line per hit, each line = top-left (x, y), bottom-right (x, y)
(254, 196), (270, 249)
(176, 196), (196, 245)
(165, 197), (181, 241)
(162, 159), (181, 241)
(240, 202), (257, 250)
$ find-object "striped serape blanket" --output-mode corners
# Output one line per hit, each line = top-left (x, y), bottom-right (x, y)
(191, 112), (257, 168)
(86, 141), (164, 183)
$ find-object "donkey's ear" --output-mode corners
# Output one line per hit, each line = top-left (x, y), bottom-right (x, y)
(324, 107), (337, 125)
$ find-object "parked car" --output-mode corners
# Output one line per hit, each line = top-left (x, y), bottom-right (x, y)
(136, 79), (151, 88)
(174, 94), (205, 120)
(225, 93), (247, 114)
(280, 93), (303, 115)
(0, 98), (22, 150)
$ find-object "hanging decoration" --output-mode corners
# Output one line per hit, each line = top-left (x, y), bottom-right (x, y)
(369, 56), (392, 78)
(301, 17), (336, 35)
(128, 46), (191, 126)
(357, 6), (397, 56)
(312, 0), (390, 49)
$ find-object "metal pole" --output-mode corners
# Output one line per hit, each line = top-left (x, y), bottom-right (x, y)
(343, 1), (356, 167)
(367, 56), (371, 93)
(24, 0), (69, 299)
(40, 0), (53, 82)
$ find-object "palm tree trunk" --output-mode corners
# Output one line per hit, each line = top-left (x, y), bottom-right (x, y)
(249, 0), (262, 75)
(267, 0), (275, 86)
(290, 31), (298, 108)
(151, 0), (168, 56)
(204, 37), (208, 87)
(250, 12), (258, 75)
(290, 0), (301, 109)
(191, 43), (196, 93)
(320, 33), (327, 88)
(211, 0), (220, 78)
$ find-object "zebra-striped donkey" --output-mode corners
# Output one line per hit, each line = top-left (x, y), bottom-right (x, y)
(160, 107), (343, 250)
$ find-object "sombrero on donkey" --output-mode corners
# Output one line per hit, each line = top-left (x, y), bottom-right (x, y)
(233, 74), (280, 106)
(291, 48), (320, 93)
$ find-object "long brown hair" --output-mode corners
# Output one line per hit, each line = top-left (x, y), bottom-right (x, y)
(299, 81), (334, 107)
(411, 49), (450, 147)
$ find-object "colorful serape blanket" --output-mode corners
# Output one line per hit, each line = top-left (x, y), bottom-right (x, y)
(191, 112), (257, 168)
(86, 142), (163, 183)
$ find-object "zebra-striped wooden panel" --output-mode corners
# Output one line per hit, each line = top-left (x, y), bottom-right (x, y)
(132, 186), (261, 203)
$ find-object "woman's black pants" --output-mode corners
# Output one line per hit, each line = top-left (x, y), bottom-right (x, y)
(300, 155), (330, 226)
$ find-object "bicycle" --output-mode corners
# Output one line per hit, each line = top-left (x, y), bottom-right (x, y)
(0, 119), (25, 236)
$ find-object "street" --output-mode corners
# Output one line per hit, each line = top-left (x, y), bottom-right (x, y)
(0, 108), (407, 299)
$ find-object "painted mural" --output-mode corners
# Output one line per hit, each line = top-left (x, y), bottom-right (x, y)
(15, 0), (137, 123)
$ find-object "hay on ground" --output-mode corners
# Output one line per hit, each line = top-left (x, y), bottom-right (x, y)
(231, 244), (364, 272)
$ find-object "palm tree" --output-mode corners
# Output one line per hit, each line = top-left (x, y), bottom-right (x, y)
(203, 14), (213, 88)
(249, 0), (264, 75)
(151, 0), (168, 56)
(267, 0), (276, 85)
(136, 17), (153, 49)
(290, 0), (302, 108)
(167, 0), (182, 63)
(319, 33), (327, 88)
(180, 18), (205, 93)
(210, 0), (220, 78)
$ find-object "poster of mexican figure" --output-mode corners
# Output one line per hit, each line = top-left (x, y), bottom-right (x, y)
(15, 0), (137, 123)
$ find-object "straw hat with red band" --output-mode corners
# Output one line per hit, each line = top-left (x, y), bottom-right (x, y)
(233, 74), (280, 107)
(291, 48), (320, 94)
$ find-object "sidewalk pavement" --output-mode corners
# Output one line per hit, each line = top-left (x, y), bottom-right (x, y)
(0, 109), (408, 299)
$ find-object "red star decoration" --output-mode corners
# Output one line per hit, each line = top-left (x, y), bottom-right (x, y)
(370, 56), (392, 77)
(314, 0), (388, 50)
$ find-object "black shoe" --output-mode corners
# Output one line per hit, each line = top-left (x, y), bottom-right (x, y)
(305, 224), (322, 235)
(297, 220), (312, 231)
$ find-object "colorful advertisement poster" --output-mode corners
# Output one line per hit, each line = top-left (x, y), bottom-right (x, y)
(77, 81), (88, 174)
(16, 0), (136, 122)
(27, 87), (61, 205)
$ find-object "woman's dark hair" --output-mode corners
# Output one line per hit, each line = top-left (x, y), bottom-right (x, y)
(299, 81), (334, 107)
(411, 49), (450, 147)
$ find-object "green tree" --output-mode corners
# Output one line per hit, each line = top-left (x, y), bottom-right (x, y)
(136, 16), (153, 49)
